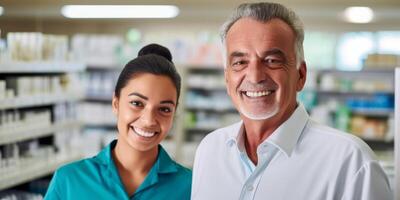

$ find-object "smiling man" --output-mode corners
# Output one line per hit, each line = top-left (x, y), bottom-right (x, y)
(191, 2), (392, 200)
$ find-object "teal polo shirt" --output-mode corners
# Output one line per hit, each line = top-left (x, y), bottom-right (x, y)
(44, 140), (192, 200)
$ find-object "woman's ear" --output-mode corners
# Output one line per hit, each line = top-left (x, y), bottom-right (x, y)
(112, 93), (119, 116)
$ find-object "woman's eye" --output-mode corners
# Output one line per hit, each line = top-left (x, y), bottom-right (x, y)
(130, 101), (143, 107)
(160, 107), (173, 114)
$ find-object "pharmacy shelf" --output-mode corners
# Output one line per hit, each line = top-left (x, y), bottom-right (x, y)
(187, 85), (226, 91)
(0, 93), (84, 110)
(316, 68), (395, 75)
(186, 106), (237, 113)
(87, 65), (121, 71)
(85, 94), (113, 102)
(186, 126), (220, 132)
(351, 108), (394, 117)
(314, 89), (394, 95)
(0, 152), (82, 190)
(187, 66), (224, 71)
(0, 120), (82, 145)
(85, 121), (116, 128)
(0, 61), (85, 73)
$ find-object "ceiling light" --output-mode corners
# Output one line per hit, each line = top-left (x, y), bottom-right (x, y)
(61, 5), (179, 19)
(344, 7), (374, 23)
(0, 6), (3, 16)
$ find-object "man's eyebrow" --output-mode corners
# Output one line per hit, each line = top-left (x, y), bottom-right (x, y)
(128, 92), (148, 100)
(229, 51), (248, 58)
(262, 48), (286, 57)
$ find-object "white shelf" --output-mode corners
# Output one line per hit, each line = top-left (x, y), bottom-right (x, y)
(186, 106), (237, 112)
(85, 121), (116, 127)
(394, 67), (400, 199)
(0, 152), (82, 190)
(0, 61), (86, 73)
(316, 68), (395, 74)
(85, 94), (112, 102)
(187, 85), (226, 91)
(186, 126), (220, 132)
(0, 120), (82, 145)
(0, 93), (84, 109)
(351, 108), (394, 117)
(187, 66), (223, 70)
(313, 89), (394, 95)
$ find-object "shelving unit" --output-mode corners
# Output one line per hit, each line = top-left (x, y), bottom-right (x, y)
(183, 66), (240, 135)
(0, 120), (82, 145)
(173, 66), (240, 165)
(394, 67), (399, 200)
(0, 94), (83, 110)
(301, 68), (395, 143)
(0, 152), (82, 190)
(0, 61), (85, 74)
(81, 71), (115, 129)
(0, 61), (85, 191)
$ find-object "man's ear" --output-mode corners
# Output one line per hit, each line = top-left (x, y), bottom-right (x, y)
(112, 93), (119, 116)
(296, 61), (307, 91)
(224, 69), (230, 96)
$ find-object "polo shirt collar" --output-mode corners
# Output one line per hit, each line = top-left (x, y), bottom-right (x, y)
(93, 140), (179, 195)
(93, 139), (117, 167)
(93, 140), (177, 172)
(227, 104), (309, 157)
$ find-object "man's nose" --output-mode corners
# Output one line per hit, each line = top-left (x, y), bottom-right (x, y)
(246, 60), (267, 84)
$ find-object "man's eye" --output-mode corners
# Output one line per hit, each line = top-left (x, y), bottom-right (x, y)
(230, 60), (247, 71)
(232, 60), (246, 66)
(264, 58), (284, 68)
(130, 101), (143, 107)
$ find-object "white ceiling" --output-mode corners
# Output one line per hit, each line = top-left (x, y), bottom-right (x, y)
(1, 0), (400, 29)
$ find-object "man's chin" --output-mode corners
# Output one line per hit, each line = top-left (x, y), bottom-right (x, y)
(239, 108), (279, 121)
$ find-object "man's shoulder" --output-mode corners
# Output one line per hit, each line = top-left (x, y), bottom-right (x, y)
(303, 120), (376, 160)
(199, 121), (242, 146)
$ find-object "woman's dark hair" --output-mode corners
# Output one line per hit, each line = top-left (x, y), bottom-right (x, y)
(114, 43), (181, 104)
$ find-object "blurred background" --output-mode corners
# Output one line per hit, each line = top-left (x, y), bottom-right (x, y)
(0, 0), (399, 199)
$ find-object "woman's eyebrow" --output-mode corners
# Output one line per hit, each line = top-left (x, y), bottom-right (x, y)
(160, 100), (176, 106)
(128, 92), (148, 100)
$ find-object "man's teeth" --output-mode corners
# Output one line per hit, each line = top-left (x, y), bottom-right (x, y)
(133, 127), (156, 138)
(245, 91), (271, 97)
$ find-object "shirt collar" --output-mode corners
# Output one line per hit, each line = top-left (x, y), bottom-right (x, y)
(93, 140), (178, 174)
(93, 139), (117, 166)
(227, 104), (309, 157)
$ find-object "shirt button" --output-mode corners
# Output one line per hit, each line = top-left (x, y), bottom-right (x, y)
(247, 185), (254, 191)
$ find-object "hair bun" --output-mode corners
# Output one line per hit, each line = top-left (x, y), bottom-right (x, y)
(138, 43), (173, 62)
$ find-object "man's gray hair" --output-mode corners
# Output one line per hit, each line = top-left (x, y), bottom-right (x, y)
(220, 2), (305, 67)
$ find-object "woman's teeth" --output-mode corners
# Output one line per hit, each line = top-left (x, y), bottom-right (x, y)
(245, 90), (272, 97)
(132, 126), (156, 138)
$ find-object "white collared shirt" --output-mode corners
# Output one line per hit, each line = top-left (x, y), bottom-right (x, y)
(191, 104), (393, 200)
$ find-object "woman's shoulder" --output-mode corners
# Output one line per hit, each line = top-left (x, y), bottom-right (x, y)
(55, 156), (101, 178)
(174, 162), (192, 178)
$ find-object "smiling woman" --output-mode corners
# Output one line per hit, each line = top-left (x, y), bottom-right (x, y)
(43, 44), (191, 200)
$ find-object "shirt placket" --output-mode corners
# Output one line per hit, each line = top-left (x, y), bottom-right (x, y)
(239, 143), (278, 200)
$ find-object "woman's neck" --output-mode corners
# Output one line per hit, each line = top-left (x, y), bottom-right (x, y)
(113, 139), (158, 175)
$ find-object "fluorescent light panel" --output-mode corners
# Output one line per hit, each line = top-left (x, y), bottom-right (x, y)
(0, 6), (3, 16)
(344, 6), (374, 23)
(61, 5), (179, 18)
